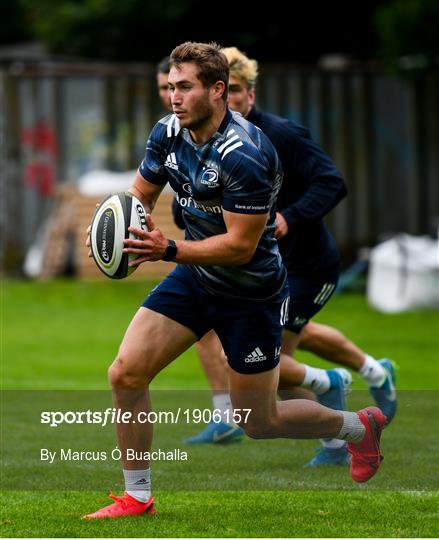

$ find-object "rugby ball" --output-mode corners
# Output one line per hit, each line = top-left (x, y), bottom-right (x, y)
(90, 192), (147, 279)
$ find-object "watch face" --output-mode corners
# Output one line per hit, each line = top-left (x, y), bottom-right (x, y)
(164, 240), (177, 261)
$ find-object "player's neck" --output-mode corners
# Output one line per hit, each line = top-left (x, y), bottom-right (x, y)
(245, 105), (254, 118)
(189, 104), (228, 145)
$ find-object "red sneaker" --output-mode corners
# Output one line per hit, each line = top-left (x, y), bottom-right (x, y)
(82, 492), (156, 519)
(347, 406), (387, 483)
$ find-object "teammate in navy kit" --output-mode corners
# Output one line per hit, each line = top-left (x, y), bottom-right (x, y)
(156, 56), (173, 112)
(84, 42), (387, 519)
(184, 47), (397, 464)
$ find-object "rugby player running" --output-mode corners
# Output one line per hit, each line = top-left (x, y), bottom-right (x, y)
(84, 42), (387, 519)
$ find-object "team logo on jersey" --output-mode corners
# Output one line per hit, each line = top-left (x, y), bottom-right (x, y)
(165, 152), (178, 170)
(200, 167), (219, 188)
(182, 183), (193, 195)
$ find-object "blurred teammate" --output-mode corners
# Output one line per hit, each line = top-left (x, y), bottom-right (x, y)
(156, 56), (173, 112)
(83, 42), (387, 518)
(183, 47), (397, 466)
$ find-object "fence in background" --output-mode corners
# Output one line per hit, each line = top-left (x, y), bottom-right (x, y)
(1, 60), (438, 273)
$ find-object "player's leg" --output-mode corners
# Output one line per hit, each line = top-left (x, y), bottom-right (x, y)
(218, 281), (340, 439)
(228, 364), (386, 483)
(196, 330), (229, 392)
(229, 366), (343, 439)
(279, 330), (352, 411)
(299, 322), (397, 422)
(185, 331), (244, 444)
(221, 282), (385, 482)
(83, 307), (197, 518)
(109, 307), (197, 469)
(278, 269), (352, 466)
(279, 269), (350, 398)
(83, 265), (207, 519)
(299, 322), (365, 369)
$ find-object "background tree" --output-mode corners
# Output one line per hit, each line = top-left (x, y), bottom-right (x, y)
(3, 0), (385, 63)
(0, 0), (32, 44)
(374, 0), (439, 71)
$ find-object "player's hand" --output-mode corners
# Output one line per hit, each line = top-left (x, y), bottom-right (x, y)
(123, 214), (168, 266)
(85, 203), (100, 257)
(275, 212), (289, 239)
(86, 224), (92, 257)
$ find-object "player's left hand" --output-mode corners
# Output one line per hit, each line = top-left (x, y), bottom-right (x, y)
(123, 214), (168, 266)
(275, 212), (289, 239)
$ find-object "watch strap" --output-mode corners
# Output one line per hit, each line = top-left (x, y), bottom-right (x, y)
(162, 239), (178, 261)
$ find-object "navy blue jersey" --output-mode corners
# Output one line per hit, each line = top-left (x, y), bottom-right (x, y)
(139, 110), (286, 300)
(246, 107), (347, 276)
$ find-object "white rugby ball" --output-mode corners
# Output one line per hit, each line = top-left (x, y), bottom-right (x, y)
(90, 192), (147, 279)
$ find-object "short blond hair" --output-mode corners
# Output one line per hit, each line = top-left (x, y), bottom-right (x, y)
(221, 47), (258, 88)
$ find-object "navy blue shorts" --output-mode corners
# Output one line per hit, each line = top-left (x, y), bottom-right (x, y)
(285, 263), (340, 334)
(143, 264), (290, 374)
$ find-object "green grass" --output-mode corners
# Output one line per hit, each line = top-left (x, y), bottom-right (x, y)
(2, 490), (438, 538)
(1, 279), (439, 537)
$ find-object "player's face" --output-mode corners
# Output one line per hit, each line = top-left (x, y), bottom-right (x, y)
(157, 72), (172, 112)
(227, 76), (255, 117)
(168, 63), (214, 130)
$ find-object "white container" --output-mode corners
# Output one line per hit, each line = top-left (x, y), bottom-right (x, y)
(367, 233), (439, 313)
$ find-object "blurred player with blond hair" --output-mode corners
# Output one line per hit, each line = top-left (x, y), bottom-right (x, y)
(184, 46), (397, 467)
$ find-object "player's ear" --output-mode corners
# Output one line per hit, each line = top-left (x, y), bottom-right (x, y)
(248, 86), (256, 106)
(212, 80), (226, 101)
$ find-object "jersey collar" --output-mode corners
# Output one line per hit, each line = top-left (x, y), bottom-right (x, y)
(217, 109), (233, 136)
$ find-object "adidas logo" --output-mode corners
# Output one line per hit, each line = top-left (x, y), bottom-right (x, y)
(134, 478), (147, 485)
(293, 316), (308, 327)
(244, 347), (267, 363)
(165, 152), (178, 170)
(314, 283), (335, 306)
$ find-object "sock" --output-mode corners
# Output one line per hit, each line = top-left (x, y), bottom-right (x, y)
(212, 393), (233, 424)
(359, 354), (386, 386)
(301, 365), (331, 395)
(321, 438), (346, 449)
(337, 411), (366, 443)
(123, 468), (151, 502)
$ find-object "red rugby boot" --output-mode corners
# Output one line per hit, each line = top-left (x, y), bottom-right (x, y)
(82, 492), (155, 519)
(347, 406), (387, 483)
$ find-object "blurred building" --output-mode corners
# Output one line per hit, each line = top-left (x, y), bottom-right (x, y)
(1, 45), (438, 277)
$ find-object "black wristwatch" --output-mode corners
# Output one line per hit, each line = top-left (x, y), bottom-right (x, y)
(162, 239), (178, 261)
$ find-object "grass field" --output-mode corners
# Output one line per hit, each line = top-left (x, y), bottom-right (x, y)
(1, 279), (439, 537)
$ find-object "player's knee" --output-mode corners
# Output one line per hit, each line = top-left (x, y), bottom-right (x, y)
(242, 418), (277, 439)
(299, 323), (316, 347)
(108, 356), (149, 389)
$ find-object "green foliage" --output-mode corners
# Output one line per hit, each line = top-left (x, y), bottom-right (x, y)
(20, 0), (196, 60)
(0, 0), (32, 43)
(4, 0), (386, 63)
(374, 0), (439, 72)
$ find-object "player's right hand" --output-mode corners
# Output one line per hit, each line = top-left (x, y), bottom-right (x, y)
(86, 224), (92, 257)
(274, 212), (289, 239)
(86, 203), (100, 257)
